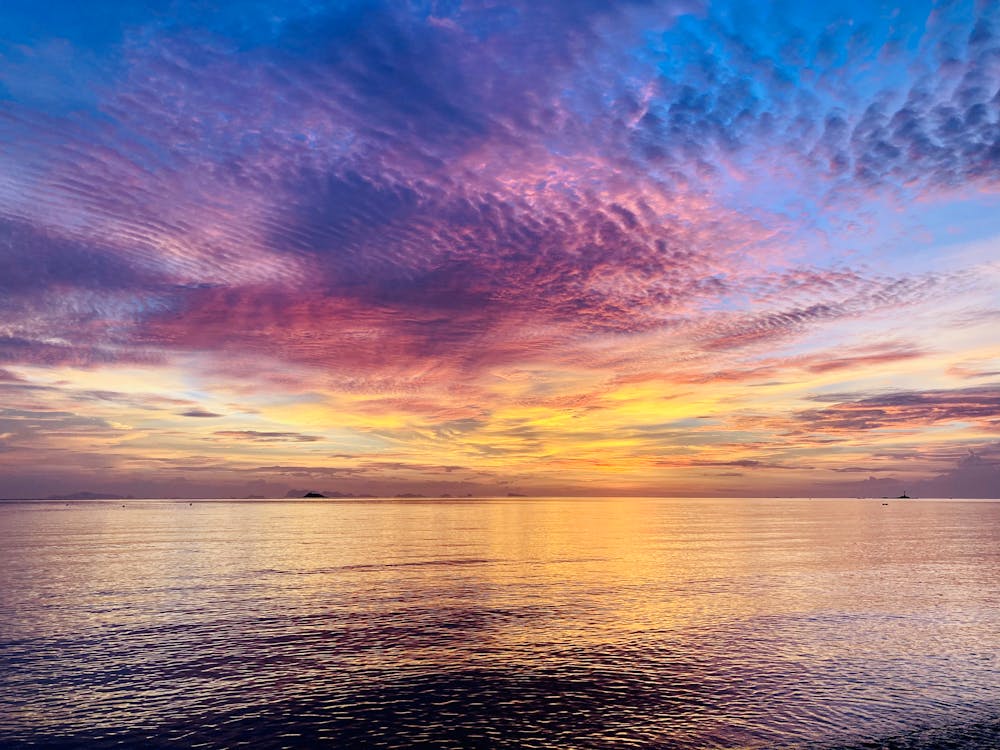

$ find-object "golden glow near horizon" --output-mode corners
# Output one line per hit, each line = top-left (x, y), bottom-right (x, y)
(3, 284), (998, 498)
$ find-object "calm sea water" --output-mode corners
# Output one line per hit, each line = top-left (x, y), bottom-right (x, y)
(0, 497), (997, 749)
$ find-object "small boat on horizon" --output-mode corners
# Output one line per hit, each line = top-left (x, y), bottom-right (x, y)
(898, 491), (910, 499)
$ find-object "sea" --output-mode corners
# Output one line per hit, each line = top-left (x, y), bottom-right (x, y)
(0, 497), (997, 749)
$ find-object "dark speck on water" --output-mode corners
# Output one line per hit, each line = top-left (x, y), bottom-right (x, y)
(0, 497), (997, 749)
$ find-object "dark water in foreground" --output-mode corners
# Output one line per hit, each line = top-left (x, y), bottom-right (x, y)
(0, 497), (997, 749)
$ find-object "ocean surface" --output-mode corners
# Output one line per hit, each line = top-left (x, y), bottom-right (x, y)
(0, 497), (997, 749)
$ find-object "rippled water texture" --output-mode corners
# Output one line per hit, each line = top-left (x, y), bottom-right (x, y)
(1, 497), (998, 748)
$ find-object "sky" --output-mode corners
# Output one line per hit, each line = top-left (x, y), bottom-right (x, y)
(0, 0), (998, 499)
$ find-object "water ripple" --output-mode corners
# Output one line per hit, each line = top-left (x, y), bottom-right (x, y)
(1, 497), (998, 748)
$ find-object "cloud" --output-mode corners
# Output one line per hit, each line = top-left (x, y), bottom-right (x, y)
(919, 450), (1000, 498)
(693, 270), (967, 353)
(179, 409), (223, 418)
(947, 362), (1000, 380)
(213, 430), (320, 443)
(801, 343), (927, 374)
(0, 0), (994, 377)
(653, 457), (808, 471)
(0, 407), (125, 452)
(794, 385), (1000, 434)
(690, 459), (807, 471)
(77, 390), (192, 410)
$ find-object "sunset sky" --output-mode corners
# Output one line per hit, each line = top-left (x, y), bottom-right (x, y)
(1, 0), (998, 498)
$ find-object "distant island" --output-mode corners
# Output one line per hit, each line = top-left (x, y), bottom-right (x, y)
(285, 490), (375, 499)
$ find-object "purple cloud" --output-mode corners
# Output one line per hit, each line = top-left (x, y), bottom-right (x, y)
(794, 385), (1000, 433)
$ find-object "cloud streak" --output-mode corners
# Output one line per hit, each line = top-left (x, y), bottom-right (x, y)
(795, 385), (1000, 434)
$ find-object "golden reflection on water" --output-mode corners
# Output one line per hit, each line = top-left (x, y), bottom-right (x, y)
(1, 497), (998, 749)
